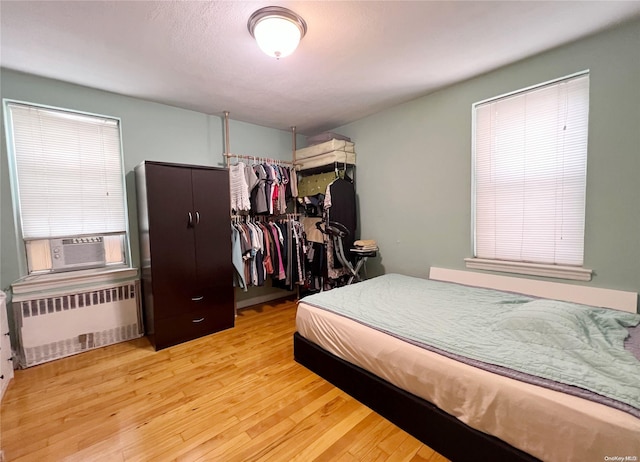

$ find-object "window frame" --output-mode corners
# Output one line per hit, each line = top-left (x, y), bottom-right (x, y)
(3, 99), (132, 277)
(467, 71), (592, 281)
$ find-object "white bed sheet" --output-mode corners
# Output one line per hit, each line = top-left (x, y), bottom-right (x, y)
(296, 301), (640, 462)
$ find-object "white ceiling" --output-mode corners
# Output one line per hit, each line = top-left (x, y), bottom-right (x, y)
(2, 1), (640, 135)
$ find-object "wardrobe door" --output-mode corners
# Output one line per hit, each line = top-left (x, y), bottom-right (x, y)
(145, 163), (198, 320)
(191, 167), (235, 329)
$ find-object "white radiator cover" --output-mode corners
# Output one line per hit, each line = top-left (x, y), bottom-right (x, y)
(12, 269), (142, 368)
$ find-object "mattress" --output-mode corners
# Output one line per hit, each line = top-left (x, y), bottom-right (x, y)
(296, 301), (640, 462)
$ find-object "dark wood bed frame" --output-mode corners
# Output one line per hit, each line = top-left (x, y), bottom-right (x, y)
(294, 332), (540, 462)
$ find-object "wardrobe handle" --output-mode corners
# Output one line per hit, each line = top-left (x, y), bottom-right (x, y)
(195, 211), (200, 225)
(192, 318), (205, 323)
(191, 296), (204, 301)
(188, 212), (193, 227)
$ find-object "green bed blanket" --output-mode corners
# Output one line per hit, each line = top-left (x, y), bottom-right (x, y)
(301, 273), (640, 414)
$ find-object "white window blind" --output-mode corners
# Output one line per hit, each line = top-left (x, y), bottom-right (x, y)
(7, 103), (127, 240)
(473, 73), (589, 267)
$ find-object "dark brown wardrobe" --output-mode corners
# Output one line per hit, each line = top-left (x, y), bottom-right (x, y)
(135, 161), (235, 350)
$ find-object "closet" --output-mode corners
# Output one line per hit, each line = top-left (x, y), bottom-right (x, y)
(222, 113), (362, 298)
(294, 135), (358, 291)
(135, 161), (234, 350)
(222, 113), (307, 296)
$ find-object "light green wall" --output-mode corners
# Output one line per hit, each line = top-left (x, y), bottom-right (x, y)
(3, 19), (639, 300)
(0, 70), (299, 307)
(334, 19), (640, 295)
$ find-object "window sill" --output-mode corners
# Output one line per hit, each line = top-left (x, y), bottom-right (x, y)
(12, 266), (138, 295)
(464, 258), (592, 281)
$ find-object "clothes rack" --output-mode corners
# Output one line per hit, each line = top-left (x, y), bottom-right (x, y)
(232, 213), (301, 222)
(224, 153), (294, 166)
(223, 111), (366, 298)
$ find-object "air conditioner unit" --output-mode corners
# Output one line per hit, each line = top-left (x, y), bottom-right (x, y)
(50, 236), (106, 271)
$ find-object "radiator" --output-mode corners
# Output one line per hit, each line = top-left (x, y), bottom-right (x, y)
(12, 278), (143, 368)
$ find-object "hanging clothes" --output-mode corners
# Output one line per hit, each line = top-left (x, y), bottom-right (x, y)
(301, 217), (323, 244)
(325, 177), (357, 255)
(230, 159), (299, 216)
(229, 162), (251, 212)
(297, 171), (336, 198)
(291, 220), (306, 285)
(231, 223), (247, 291)
(269, 222), (286, 280)
(277, 165), (288, 214)
(324, 177), (357, 280)
(246, 163), (295, 216)
(251, 164), (269, 214)
(228, 155), (301, 289)
(245, 163), (259, 195)
(231, 216), (305, 290)
(289, 168), (298, 198)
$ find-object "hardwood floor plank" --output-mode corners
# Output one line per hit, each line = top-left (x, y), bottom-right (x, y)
(291, 404), (372, 461)
(254, 396), (365, 462)
(380, 432), (423, 462)
(312, 411), (385, 462)
(189, 416), (295, 462)
(347, 417), (400, 459)
(122, 433), (186, 462)
(243, 379), (333, 439)
(1, 299), (449, 461)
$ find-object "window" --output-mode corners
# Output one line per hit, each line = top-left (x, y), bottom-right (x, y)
(4, 101), (129, 274)
(469, 72), (591, 280)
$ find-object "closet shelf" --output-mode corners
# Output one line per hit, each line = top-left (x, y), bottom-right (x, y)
(296, 150), (356, 171)
(294, 138), (356, 171)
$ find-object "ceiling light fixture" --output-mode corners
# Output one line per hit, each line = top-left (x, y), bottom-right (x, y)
(248, 6), (307, 59)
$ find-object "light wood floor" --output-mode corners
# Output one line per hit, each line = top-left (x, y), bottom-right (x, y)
(1, 299), (449, 462)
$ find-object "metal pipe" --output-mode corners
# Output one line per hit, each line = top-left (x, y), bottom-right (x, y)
(291, 126), (297, 162)
(224, 111), (230, 166)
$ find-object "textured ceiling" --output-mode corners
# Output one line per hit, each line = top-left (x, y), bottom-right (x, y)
(2, 1), (640, 135)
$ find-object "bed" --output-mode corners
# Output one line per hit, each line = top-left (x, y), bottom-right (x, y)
(293, 268), (640, 462)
